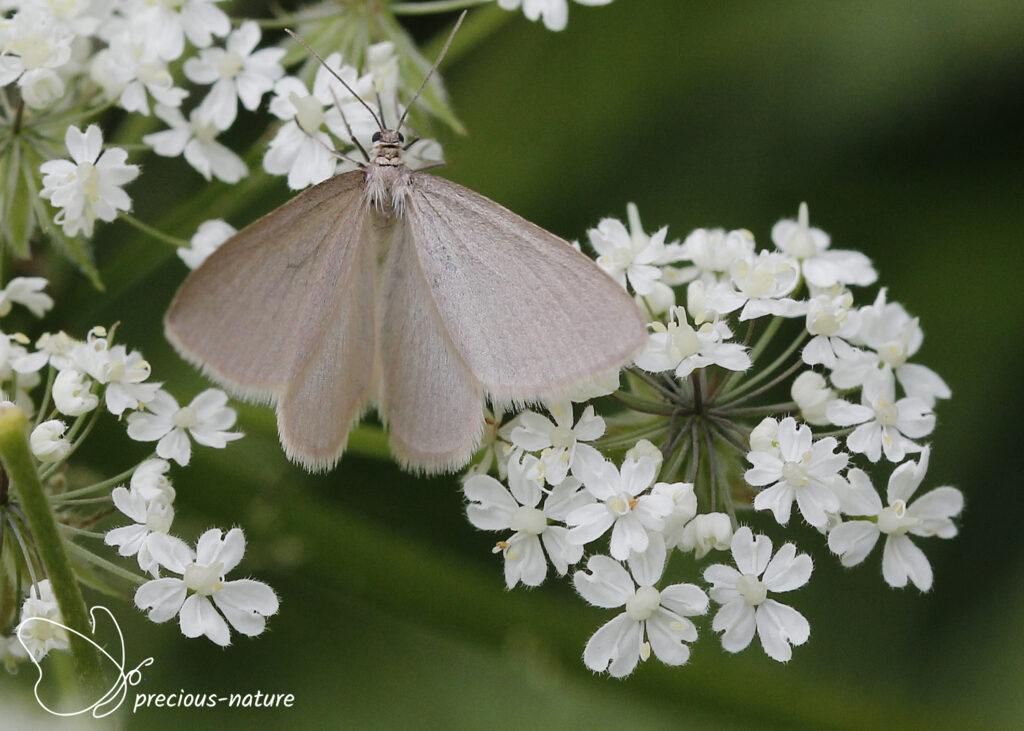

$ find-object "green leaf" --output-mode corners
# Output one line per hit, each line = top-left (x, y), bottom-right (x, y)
(6, 140), (39, 259)
(1, 142), (34, 259)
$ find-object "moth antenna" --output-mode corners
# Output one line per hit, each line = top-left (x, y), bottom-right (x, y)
(328, 86), (371, 162)
(376, 89), (389, 129)
(285, 28), (385, 132)
(397, 9), (467, 131)
(318, 139), (367, 169)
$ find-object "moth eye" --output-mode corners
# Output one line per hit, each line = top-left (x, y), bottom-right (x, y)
(371, 131), (382, 143)
(396, 132), (405, 144)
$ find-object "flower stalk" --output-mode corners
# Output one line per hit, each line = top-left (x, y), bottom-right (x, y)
(0, 406), (105, 689)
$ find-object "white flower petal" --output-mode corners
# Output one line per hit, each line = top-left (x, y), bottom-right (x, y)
(573, 555), (634, 608)
(827, 521), (880, 567)
(134, 578), (186, 622)
(761, 544), (812, 593)
(582, 613), (638, 676)
(755, 599), (810, 662)
(882, 534), (933, 591)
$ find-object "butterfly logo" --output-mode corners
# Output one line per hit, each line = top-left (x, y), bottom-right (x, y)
(17, 605), (154, 719)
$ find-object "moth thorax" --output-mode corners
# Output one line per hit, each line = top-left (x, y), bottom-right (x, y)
(371, 129), (406, 168)
(365, 165), (410, 218)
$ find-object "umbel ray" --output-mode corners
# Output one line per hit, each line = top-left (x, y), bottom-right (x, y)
(164, 12), (646, 473)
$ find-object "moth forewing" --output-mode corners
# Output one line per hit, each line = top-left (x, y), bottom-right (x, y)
(403, 172), (648, 404)
(164, 171), (366, 404)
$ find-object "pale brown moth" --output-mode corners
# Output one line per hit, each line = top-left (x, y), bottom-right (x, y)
(164, 14), (646, 473)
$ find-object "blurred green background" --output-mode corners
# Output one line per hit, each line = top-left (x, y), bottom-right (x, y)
(5, 0), (1024, 728)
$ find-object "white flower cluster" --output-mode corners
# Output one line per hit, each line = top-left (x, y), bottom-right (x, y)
(0, 278), (273, 659)
(6, 309), (243, 467)
(263, 40), (443, 190)
(39, 124), (139, 238)
(4, 1), (446, 255)
(463, 203), (963, 677)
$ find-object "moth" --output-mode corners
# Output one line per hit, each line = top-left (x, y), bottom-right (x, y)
(164, 18), (647, 473)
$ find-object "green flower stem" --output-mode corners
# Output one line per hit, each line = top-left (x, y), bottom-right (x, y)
(54, 498), (110, 507)
(391, 0), (490, 16)
(595, 422), (669, 451)
(626, 367), (682, 402)
(252, 7), (343, 29)
(721, 328), (809, 403)
(716, 358), (805, 411)
(687, 423), (701, 484)
(0, 407), (106, 688)
(660, 416), (694, 482)
(65, 541), (146, 586)
(719, 316), (786, 397)
(706, 415), (751, 455)
(33, 366), (56, 429)
(119, 212), (189, 248)
(609, 390), (676, 415)
(54, 460), (147, 501)
(717, 401), (798, 416)
(41, 406), (104, 482)
(747, 315), (786, 364)
(57, 523), (107, 537)
(41, 96), (118, 129)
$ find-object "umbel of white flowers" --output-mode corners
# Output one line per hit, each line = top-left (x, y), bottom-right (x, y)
(463, 203), (962, 677)
(0, 278), (277, 669)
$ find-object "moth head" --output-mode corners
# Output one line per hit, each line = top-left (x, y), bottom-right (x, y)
(370, 129), (406, 166)
(372, 130), (405, 146)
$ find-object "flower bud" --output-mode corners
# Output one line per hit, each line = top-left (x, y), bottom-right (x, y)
(680, 512), (733, 558)
(749, 417), (779, 454)
(792, 371), (836, 426)
(30, 420), (71, 462)
(53, 369), (99, 416)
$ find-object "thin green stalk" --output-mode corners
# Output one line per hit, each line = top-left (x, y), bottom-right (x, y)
(33, 367), (56, 429)
(5, 511), (41, 585)
(391, 0), (490, 15)
(660, 438), (686, 484)
(38, 96), (118, 129)
(0, 407), (106, 689)
(714, 401), (797, 417)
(698, 424), (714, 512)
(54, 498), (111, 508)
(251, 7), (344, 29)
(595, 422), (669, 451)
(41, 406), (104, 482)
(722, 329), (808, 402)
(609, 391), (675, 415)
(65, 541), (146, 586)
(626, 367), (681, 402)
(54, 460), (148, 501)
(119, 211), (189, 248)
(687, 422), (701, 485)
(705, 415), (750, 456)
(749, 315), (786, 360)
(716, 359), (804, 411)
(661, 418), (693, 483)
(720, 316), (785, 396)
(57, 523), (107, 538)
(63, 407), (93, 443)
